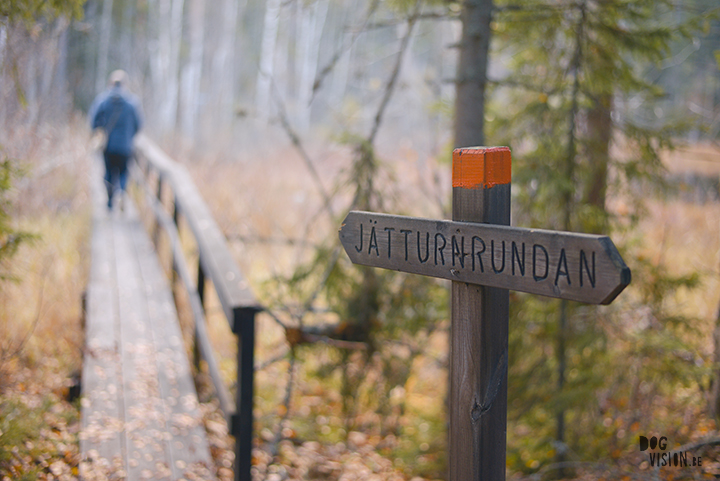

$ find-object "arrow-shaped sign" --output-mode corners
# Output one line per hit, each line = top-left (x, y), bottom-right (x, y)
(339, 210), (630, 305)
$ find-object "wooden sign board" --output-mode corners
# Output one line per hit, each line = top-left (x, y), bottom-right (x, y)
(339, 210), (631, 305)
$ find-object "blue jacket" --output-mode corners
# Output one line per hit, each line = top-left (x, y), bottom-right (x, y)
(90, 87), (142, 157)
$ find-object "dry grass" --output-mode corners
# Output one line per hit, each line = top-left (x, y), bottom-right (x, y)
(645, 144), (720, 349)
(0, 115), (93, 479)
(1, 115), (92, 385)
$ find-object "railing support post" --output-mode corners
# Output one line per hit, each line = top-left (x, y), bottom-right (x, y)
(172, 198), (180, 287)
(195, 264), (205, 371)
(232, 308), (256, 481)
(153, 176), (164, 246)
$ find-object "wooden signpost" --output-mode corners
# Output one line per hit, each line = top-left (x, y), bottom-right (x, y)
(338, 147), (631, 480)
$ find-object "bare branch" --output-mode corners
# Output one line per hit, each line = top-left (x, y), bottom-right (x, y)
(302, 245), (342, 312)
(300, 333), (368, 350)
(364, 10), (457, 30)
(226, 234), (319, 249)
(268, 347), (297, 457)
(264, 308), (289, 330)
(0, 259), (51, 362)
(270, 80), (335, 222)
(311, 0), (380, 101)
(255, 349), (290, 371)
(368, 0), (423, 145)
(494, 2), (577, 13)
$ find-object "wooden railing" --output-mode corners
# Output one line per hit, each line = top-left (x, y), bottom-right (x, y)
(131, 134), (262, 481)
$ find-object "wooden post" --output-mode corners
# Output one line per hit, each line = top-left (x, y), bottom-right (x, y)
(449, 147), (510, 480)
(233, 308), (256, 481)
(153, 175), (164, 246)
(195, 263), (205, 371)
(172, 197), (180, 287)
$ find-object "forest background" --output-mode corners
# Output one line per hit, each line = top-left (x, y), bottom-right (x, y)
(1, 0), (720, 479)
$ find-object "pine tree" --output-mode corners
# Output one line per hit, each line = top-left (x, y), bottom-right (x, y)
(488, 0), (709, 473)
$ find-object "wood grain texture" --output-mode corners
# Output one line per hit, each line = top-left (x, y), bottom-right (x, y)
(339, 211), (630, 305)
(449, 177), (510, 481)
(128, 207), (216, 479)
(80, 157), (125, 474)
(81, 156), (217, 480)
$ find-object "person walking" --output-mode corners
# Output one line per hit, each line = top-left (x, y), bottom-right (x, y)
(90, 70), (143, 210)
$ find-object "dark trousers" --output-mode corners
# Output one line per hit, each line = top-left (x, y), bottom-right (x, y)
(104, 152), (129, 206)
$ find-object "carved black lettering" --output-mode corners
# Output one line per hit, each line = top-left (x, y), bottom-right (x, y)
(491, 240), (505, 274)
(384, 227), (395, 259)
(401, 229), (412, 261)
(554, 248), (571, 286)
(472, 236), (485, 272)
(435, 233), (447, 266)
(512, 241), (525, 276)
(368, 225), (379, 256)
(580, 250), (596, 288)
(417, 231), (430, 264)
(533, 244), (549, 281)
(452, 235), (466, 269)
(355, 223), (363, 253)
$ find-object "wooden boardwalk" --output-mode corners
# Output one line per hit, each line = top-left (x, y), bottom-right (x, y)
(80, 156), (217, 480)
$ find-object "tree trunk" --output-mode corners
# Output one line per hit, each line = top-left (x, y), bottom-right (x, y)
(155, 0), (185, 134)
(96, 0), (114, 94)
(453, 0), (493, 149)
(53, 21), (70, 119)
(211, 0), (242, 129)
(256, 0), (282, 121)
(180, 0), (205, 141)
(296, 0), (329, 132)
(120, 0), (136, 80)
(555, 5), (585, 477)
(585, 93), (613, 232)
(330, 32), (352, 108)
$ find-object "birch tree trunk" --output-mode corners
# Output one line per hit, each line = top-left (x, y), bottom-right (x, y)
(296, 0), (329, 132)
(330, 39), (352, 108)
(156, 0), (185, 134)
(211, 0), (241, 127)
(96, 0), (114, 94)
(120, 0), (136, 80)
(53, 21), (70, 120)
(180, 0), (205, 140)
(256, 0), (282, 121)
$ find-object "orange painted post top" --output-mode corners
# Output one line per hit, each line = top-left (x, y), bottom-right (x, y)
(452, 146), (511, 189)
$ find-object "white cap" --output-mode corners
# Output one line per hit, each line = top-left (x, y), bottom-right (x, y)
(109, 69), (128, 87)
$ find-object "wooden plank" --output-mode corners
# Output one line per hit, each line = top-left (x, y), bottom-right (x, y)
(80, 157), (127, 477)
(134, 135), (260, 481)
(338, 210), (630, 305)
(82, 154), (218, 480)
(134, 135), (259, 481)
(126, 200), (217, 479)
(132, 166), (234, 420)
(112, 209), (176, 480)
(449, 146), (510, 481)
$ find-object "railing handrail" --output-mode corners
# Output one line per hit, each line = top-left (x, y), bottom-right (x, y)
(132, 133), (260, 481)
(131, 165), (235, 419)
(134, 134), (261, 322)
